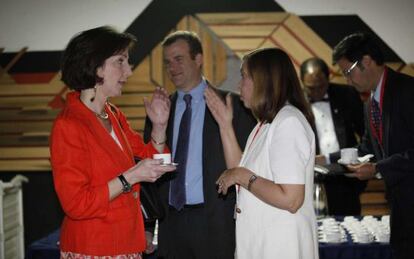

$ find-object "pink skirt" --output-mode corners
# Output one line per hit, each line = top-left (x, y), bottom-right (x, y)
(60, 251), (142, 259)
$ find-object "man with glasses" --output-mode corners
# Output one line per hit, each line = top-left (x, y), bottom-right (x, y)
(343, 60), (359, 78)
(333, 32), (414, 259)
(300, 57), (366, 216)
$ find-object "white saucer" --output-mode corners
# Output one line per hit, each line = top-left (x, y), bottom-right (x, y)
(338, 159), (360, 166)
(160, 162), (178, 167)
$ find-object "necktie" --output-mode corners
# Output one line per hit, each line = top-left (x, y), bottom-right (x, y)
(371, 98), (381, 137)
(170, 94), (192, 210)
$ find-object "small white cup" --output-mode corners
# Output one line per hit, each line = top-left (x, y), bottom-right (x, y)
(340, 148), (358, 164)
(153, 153), (171, 164)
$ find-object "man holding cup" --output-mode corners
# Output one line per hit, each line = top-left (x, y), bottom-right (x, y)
(300, 58), (366, 216)
(333, 32), (414, 259)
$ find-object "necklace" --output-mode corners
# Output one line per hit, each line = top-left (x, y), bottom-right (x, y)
(96, 111), (109, 120)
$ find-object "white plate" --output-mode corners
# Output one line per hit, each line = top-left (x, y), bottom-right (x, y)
(160, 162), (178, 167)
(314, 165), (329, 174)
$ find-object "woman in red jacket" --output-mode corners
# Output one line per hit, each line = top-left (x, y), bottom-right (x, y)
(50, 26), (176, 258)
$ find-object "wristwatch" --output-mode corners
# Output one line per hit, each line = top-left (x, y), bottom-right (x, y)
(118, 174), (132, 193)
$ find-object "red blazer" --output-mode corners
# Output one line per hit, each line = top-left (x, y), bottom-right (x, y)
(50, 92), (160, 255)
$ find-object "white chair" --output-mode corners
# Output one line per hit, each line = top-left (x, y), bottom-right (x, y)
(0, 175), (28, 259)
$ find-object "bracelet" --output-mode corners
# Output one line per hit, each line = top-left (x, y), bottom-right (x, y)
(151, 135), (166, 145)
(247, 174), (258, 191)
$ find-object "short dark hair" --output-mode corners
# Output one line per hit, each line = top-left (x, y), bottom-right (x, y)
(161, 30), (203, 59)
(300, 57), (330, 81)
(61, 26), (137, 91)
(243, 48), (314, 126)
(332, 32), (384, 65)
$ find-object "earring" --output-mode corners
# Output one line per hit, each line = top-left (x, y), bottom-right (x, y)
(90, 86), (97, 102)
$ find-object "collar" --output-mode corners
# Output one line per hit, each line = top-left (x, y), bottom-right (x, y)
(309, 93), (329, 103)
(177, 78), (207, 103)
(372, 68), (386, 103)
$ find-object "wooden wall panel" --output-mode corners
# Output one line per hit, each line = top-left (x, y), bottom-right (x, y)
(0, 160), (50, 171)
(0, 83), (62, 96)
(201, 30), (214, 82)
(284, 15), (332, 67)
(209, 25), (277, 37)
(0, 121), (53, 134)
(188, 16), (201, 35)
(176, 16), (189, 31)
(271, 27), (313, 66)
(0, 147), (49, 159)
(0, 96), (53, 107)
(129, 56), (151, 84)
(214, 40), (227, 85)
(150, 43), (164, 87)
(222, 38), (263, 51)
(400, 65), (414, 76)
(197, 12), (288, 24)
(0, 73), (16, 84)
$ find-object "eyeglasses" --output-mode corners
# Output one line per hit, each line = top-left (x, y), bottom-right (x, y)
(343, 61), (359, 78)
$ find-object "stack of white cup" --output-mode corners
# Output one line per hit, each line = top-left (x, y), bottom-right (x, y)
(361, 216), (390, 243)
(341, 216), (389, 243)
(318, 218), (346, 243)
(341, 216), (373, 243)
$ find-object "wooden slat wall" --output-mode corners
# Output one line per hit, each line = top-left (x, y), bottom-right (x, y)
(361, 179), (390, 216)
(214, 39), (227, 86)
(1, 12), (412, 216)
(201, 29), (214, 82)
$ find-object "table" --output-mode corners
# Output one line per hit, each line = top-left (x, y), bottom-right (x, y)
(27, 227), (391, 259)
(319, 234), (391, 259)
(25, 229), (60, 259)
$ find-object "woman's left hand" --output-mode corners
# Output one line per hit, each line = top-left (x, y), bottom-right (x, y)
(204, 87), (233, 130)
(216, 168), (240, 195)
(144, 87), (170, 127)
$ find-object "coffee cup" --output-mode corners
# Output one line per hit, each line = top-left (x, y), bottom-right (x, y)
(153, 153), (172, 165)
(340, 148), (358, 164)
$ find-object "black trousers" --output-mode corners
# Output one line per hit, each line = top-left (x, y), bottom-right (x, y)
(158, 205), (211, 259)
(391, 238), (414, 259)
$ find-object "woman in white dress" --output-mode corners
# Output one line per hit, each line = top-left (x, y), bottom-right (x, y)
(204, 48), (319, 259)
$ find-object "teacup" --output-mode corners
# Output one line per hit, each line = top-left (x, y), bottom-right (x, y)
(153, 153), (172, 164)
(340, 148), (358, 164)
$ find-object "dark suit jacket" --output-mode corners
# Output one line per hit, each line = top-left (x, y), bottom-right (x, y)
(359, 68), (414, 245)
(313, 83), (367, 215)
(325, 83), (365, 162)
(144, 86), (256, 257)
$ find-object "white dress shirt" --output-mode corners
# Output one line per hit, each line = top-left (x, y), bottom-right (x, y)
(311, 94), (340, 163)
